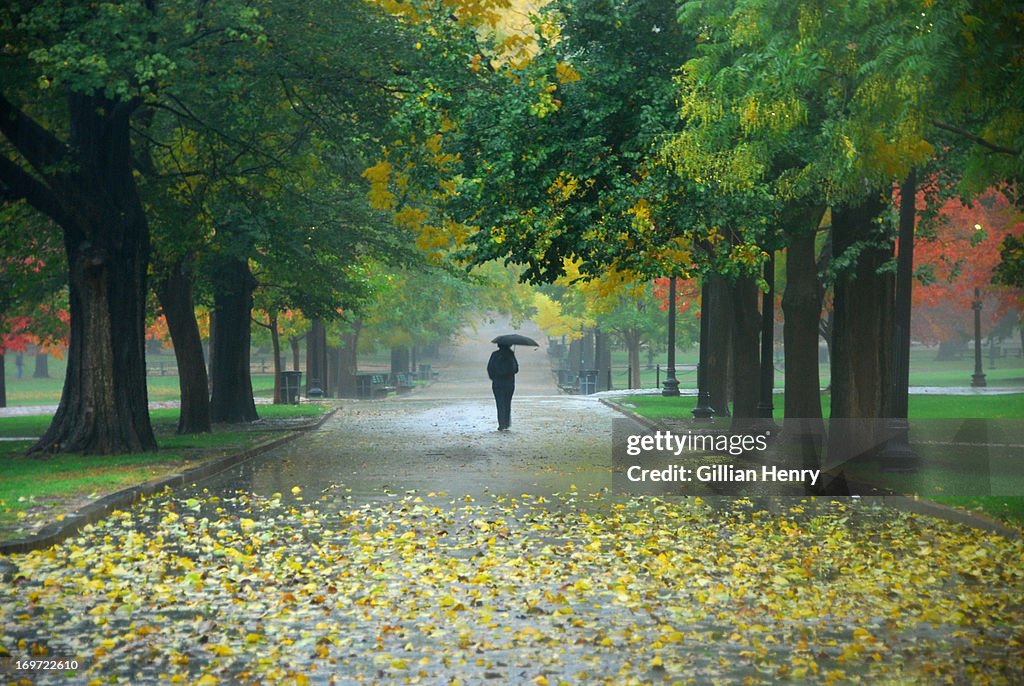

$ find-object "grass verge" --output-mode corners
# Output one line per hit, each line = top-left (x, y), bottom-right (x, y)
(0, 403), (327, 541)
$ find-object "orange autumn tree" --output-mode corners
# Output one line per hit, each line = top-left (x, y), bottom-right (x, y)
(913, 190), (1024, 352)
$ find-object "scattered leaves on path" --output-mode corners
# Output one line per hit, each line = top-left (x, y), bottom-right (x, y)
(2, 489), (1022, 684)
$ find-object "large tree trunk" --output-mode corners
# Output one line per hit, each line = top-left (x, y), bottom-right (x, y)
(155, 256), (211, 434)
(782, 208), (826, 421)
(0, 354), (6, 408)
(209, 255), (258, 423)
(707, 274), (731, 416)
(29, 93), (156, 455)
(829, 192), (894, 460)
(729, 275), (761, 429)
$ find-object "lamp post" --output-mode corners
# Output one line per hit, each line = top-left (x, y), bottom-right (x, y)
(972, 287), (987, 387)
(662, 277), (680, 397)
(692, 279), (714, 419)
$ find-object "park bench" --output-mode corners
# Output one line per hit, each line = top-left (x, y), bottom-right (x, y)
(356, 373), (395, 399)
(392, 372), (416, 394)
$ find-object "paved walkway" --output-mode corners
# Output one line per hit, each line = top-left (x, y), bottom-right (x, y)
(198, 317), (627, 500)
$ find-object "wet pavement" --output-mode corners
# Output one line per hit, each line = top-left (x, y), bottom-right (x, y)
(197, 318), (629, 501)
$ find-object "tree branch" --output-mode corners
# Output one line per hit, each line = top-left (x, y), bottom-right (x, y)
(0, 92), (68, 174)
(931, 120), (1020, 156)
(0, 155), (73, 229)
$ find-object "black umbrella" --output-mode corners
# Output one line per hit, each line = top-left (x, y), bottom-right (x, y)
(492, 333), (539, 347)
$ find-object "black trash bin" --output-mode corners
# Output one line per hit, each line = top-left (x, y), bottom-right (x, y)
(578, 369), (598, 395)
(279, 371), (302, 404)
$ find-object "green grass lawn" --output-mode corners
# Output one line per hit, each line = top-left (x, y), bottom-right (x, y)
(0, 403), (327, 540)
(609, 391), (1024, 421)
(605, 346), (1024, 392)
(2, 351), (278, 406)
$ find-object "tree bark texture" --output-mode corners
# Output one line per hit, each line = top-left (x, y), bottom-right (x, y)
(707, 274), (731, 416)
(209, 255), (258, 423)
(828, 193), (894, 460)
(729, 275), (761, 428)
(781, 208), (826, 421)
(21, 93), (157, 454)
(155, 256), (211, 434)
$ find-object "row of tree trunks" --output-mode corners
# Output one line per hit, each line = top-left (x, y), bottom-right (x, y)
(829, 194), (895, 421)
(705, 194), (893, 453)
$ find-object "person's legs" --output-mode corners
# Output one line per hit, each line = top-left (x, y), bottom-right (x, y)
(500, 384), (514, 429)
(493, 381), (514, 430)
(492, 382), (506, 429)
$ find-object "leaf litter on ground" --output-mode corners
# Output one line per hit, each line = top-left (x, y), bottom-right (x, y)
(1, 487), (1022, 685)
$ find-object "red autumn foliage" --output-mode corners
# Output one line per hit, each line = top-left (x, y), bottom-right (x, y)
(912, 190), (1023, 344)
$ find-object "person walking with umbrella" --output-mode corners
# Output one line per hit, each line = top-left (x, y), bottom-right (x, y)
(487, 334), (536, 431)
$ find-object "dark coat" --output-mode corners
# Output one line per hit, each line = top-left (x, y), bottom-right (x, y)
(487, 347), (518, 382)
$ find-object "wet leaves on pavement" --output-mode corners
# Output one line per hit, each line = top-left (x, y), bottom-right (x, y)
(1, 489), (1023, 684)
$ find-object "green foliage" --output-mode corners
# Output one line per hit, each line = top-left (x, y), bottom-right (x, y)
(993, 234), (1024, 289)
(370, 0), (768, 283)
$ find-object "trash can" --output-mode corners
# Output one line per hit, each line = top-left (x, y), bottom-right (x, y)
(279, 371), (302, 404)
(578, 369), (598, 395)
(418, 363), (432, 381)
